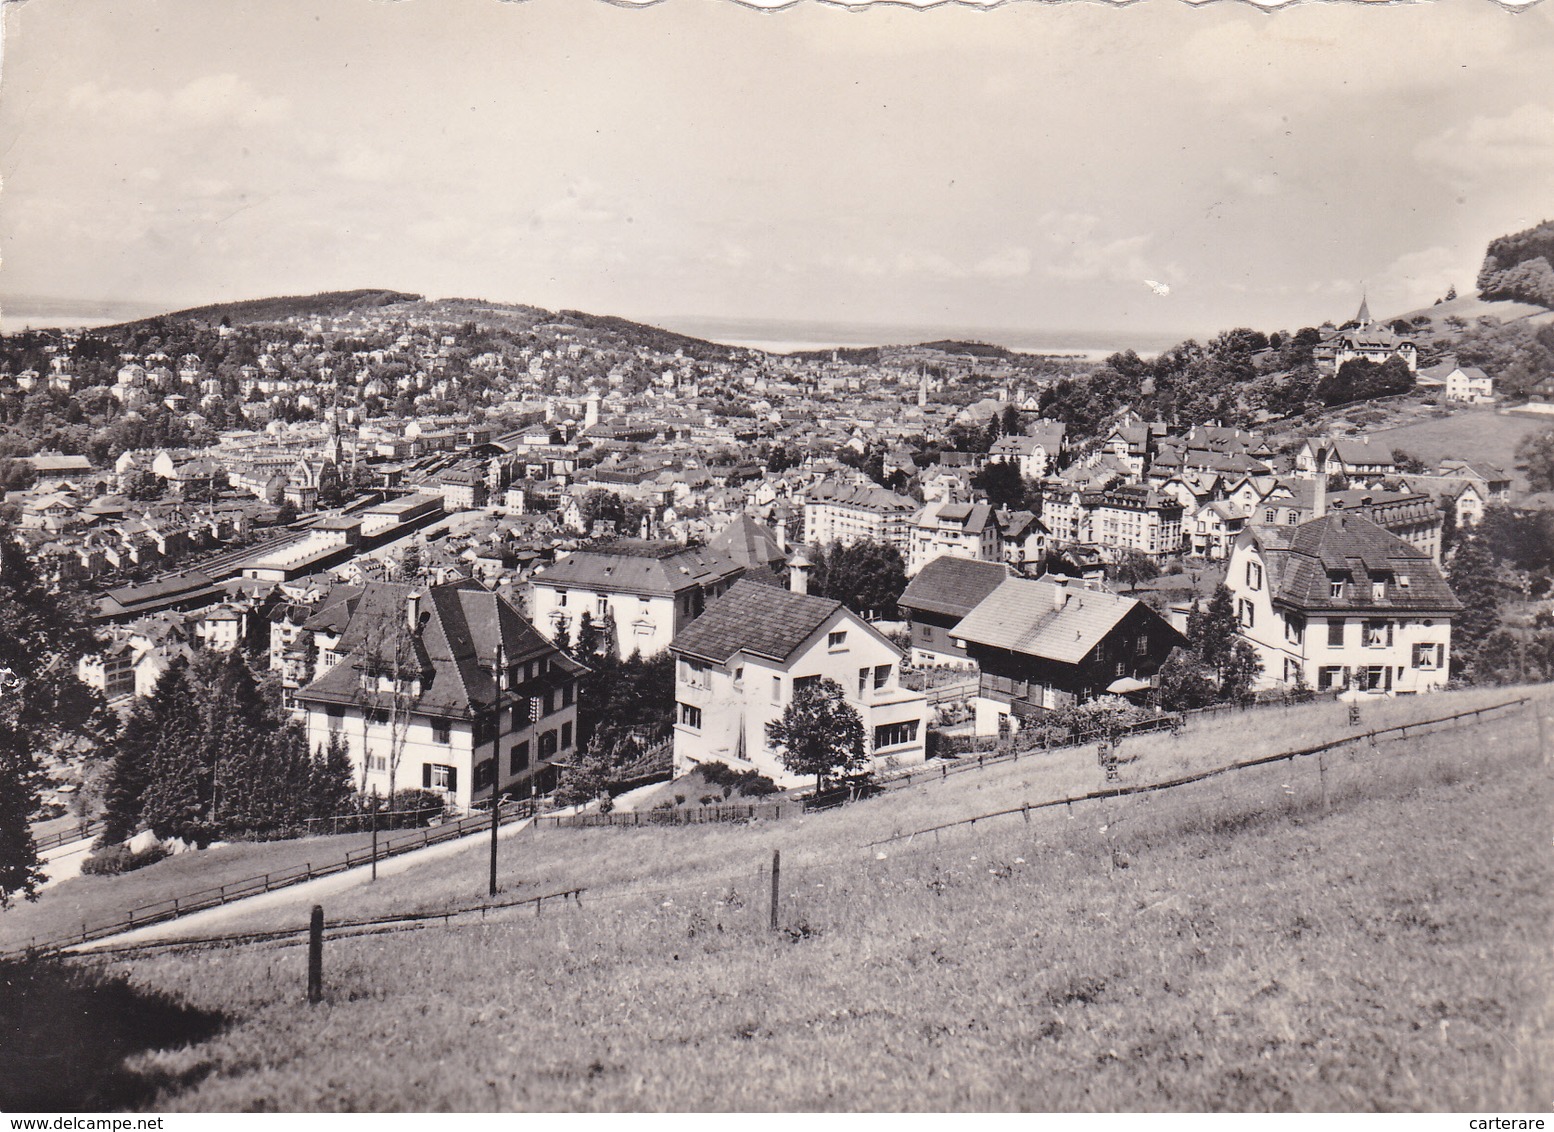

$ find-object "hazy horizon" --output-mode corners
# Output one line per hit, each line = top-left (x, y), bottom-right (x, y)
(3, 0), (1551, 343)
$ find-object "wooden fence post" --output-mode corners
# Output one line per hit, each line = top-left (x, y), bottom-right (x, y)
(1318, 751), (1329, 814)
(307, 905), (324, 1005)
(769, 849), (781, 932)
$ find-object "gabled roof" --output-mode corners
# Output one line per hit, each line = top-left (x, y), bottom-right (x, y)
(670, 578), (852, 665)
(298, 578), (579, 719)
(1248, 514), (1461, 614)
(950, 576), (1143, 665)
(899, 556), (1012, 619)
(707, 513), (788, 571)
(533, 539), (744, 598)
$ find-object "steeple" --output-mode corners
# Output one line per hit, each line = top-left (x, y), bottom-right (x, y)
(1355, 293), (1372, 329)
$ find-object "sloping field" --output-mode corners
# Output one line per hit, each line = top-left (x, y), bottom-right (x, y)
(1371, 411), (1548, 491)
(6, 687), (1551, 1111)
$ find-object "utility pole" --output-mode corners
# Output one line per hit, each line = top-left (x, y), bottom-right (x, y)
(488, 791), (503, 898)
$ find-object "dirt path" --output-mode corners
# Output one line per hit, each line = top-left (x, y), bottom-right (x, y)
(68, 814), (535, 952)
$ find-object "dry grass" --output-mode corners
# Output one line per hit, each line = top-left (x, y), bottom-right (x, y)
(1368, 411), (1548, 491)
(0, 832), (380, 954)
(24, 685), (1548, 1112)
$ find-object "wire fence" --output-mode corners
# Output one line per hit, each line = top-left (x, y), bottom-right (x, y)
(861, 696), (1529, 849)
(55, 886), (586, 963)
(301, 805), (446, 835)
(25, 694), (1536, 974)
(7, 799), (543, 961)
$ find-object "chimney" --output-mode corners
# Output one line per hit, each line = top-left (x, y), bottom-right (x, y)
(406, 590), (422, 632)
(1313, 474), (1327, 520)
(1052, 577), (1070, 610)
(788, 548), (812, 595)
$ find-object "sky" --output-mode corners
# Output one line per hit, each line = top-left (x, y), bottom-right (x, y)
(1, 0), (1551, 343)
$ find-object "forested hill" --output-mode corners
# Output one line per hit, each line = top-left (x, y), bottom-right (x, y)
(124, 289), (425, 328)
(1476, 219), (1554, 308)
(105, 290), (747, 361)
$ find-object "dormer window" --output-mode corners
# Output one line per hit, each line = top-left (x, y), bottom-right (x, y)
(1329, 578), (1345, 599)
(1372, 580), (1387, 601)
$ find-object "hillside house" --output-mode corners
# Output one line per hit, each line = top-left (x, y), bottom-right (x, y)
(1225, 513), (1460, 696)
(906, 501), (1003, 577)
(802, 478), (917, 553)
(951, 575), (1186, 736)
(898, 556), (1012, 667)
(669, 580), (928, 786)
(528, 539), (745, 658)
(294, 579), (585, 811)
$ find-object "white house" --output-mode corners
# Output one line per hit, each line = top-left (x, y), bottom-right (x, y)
(669, 579), (928, 787)
(293, 578), (586, 812)
(906, 501), (1003, 576)
(1445, 365), (1495, 403)
(1225, 513), (1461, 697)
(528, 539), (745, 658)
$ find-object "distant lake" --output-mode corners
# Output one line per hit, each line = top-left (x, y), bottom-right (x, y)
(654, 315), (1185, 360)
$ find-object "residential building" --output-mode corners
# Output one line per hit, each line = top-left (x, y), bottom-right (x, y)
(1225, 513), (1461, 697)
(906, 501), (1003, 576)
(294, 578), (586, 811)
(669, 579), (928, 786)
(898, 556), (1011, 667)
(1294, 438), (1398, 481)
(951, 575), (1186, 736)
(987, 421), (1066, 479)
(1081, 484), (1185, 560)
(802, 478), (917, 553)
(528, 539), (745, 658)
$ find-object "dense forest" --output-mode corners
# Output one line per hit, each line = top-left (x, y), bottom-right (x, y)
(1476, 219), (1554, 308)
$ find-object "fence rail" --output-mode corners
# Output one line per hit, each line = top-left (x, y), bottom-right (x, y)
(543, 801), (788, 828)
(8, 798), (544, 961)
(32, 819), (106, 854)
(57, 886), (586, 962)
(862, 696), (1528, 848)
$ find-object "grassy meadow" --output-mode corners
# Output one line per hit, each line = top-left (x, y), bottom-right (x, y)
(1369, 410), (1548, 491)
(4, 686), (1551, 1111)
(0, 831), (381, 955)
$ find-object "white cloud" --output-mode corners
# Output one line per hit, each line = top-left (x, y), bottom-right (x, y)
(973, 246), (1032, 280)
(1415, 103), (1554, 184)
(1037, 212), (1165, 285)
(1375, 245), (1475, 310)
(1223, 167), (1283, 198)
(65, 74), (289, 131)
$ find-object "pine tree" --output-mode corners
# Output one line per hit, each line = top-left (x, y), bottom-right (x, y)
(137, 664), (210, 844)
(0, 532), (111, 906)
(576, 610), (600, 657)
(311, 730), (358, 821)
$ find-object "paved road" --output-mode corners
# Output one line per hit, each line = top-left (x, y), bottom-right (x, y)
(69, 813), (537, 952)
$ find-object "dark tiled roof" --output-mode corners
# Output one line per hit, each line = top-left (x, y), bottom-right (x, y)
(707, 514), (787, 570)
(1255, 514), (1461, 614)
(298, 577), (581, 719)
(533, 539), (744, 598)
(899, 556), (1011, 619)
(670, 579), (842, 665)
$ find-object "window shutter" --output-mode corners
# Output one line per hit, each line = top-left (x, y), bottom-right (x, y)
(447, 767), (457, 793)
(1341, 666), (1350, 687)
(422, 763), (431, 788)
(1436, 643), (1445, 668)
(1386, 621), (1394, 647)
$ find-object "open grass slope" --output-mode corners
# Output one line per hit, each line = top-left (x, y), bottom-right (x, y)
(0, 832), (380, 954)
(1369, 411), (1550, 492)
(34, 685), (1551, 1112)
